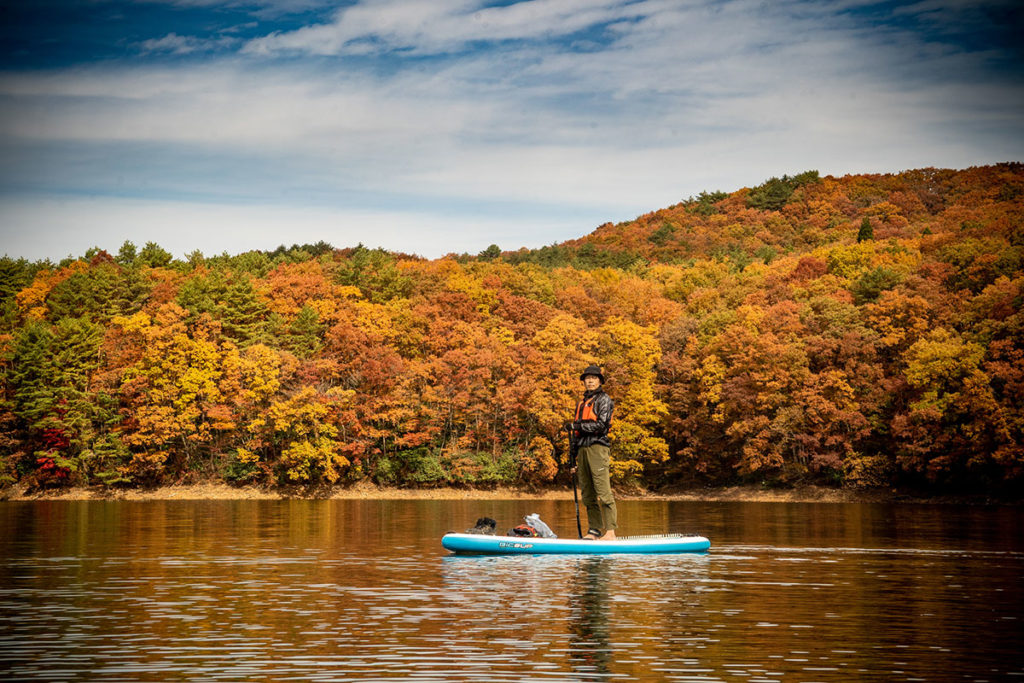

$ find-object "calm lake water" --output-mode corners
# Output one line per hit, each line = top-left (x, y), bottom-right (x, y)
(1, 498), (1021, 682)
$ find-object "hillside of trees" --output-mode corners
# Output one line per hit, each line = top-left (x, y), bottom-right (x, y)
(2, 163), (1022, 495)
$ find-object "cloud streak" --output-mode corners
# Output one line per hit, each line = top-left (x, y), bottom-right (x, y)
(242, 0), (647, 56)
(139, 33), (241, 55)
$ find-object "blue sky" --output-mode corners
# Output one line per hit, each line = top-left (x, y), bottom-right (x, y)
(1, 0), (1022, 261)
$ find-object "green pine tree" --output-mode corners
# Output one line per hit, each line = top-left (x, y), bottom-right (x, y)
(287, 305), (324, 359)
(111, 265), (153, 317)
(115, 241), (138, 267)
(858, 217), (874, 242)
(336, 245), (413, 303)
(746, 171), (820, 211)
(47, 263), (121, 322)
(138, 241), (173, 268)
(177, 270), (228, 324)
(8, 320), (60, 427)
(4, 317), (122, 484)
(479, 244), (502, 260)
(230, 251), (274, 278)
(0, 256), (38, 307)
(220, 276), (269, 346)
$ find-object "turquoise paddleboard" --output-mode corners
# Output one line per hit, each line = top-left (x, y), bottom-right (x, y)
(441, 532), (710, 555)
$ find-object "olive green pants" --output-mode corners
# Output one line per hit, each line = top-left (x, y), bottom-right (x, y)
(577, 444), (617, 532)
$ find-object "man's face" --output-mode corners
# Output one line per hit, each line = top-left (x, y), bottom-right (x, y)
(582, 375), (601, 391)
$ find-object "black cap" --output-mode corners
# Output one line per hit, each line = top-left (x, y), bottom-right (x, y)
(579, 365), (605, 383)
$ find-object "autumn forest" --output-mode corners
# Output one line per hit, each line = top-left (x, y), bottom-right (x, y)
(2, 164), (1022, 495)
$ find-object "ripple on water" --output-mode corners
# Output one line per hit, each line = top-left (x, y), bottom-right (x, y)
(1, 500), (1022, 681)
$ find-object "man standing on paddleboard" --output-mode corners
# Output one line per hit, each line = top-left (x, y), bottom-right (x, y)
(570, 365), (617, 540)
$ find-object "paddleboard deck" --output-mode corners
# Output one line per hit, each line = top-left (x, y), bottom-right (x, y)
(442, 532), (710, 555)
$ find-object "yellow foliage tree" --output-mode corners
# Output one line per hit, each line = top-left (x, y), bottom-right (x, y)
(526, 313), (599, 452)
(248, 386), (353, 483)
(598, 317), (668, 480)
(114, 304), (234, 477)
(15, 261), (89, 320)
(521, 436), (558, 484)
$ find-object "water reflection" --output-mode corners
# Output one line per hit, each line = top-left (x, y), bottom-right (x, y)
(0, 499), (1022, 681)
(567, 557), (611, 679)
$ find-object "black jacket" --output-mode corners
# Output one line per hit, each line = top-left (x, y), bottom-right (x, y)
(574, 389), (614, 448)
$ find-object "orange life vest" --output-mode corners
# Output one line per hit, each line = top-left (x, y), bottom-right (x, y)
(574, 396), (600, 423)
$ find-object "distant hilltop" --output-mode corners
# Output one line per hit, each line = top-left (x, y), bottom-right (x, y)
(499, 163), (1023, 271)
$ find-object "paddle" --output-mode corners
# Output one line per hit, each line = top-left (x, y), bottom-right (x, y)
(566, 424), (582, 539)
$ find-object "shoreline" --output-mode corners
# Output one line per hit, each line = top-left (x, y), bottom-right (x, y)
(1, 482), (1012, 505)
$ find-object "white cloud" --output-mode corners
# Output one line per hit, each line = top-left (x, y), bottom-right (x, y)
(1, 0), (1022, 261)
(138, 32), (241, 55)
